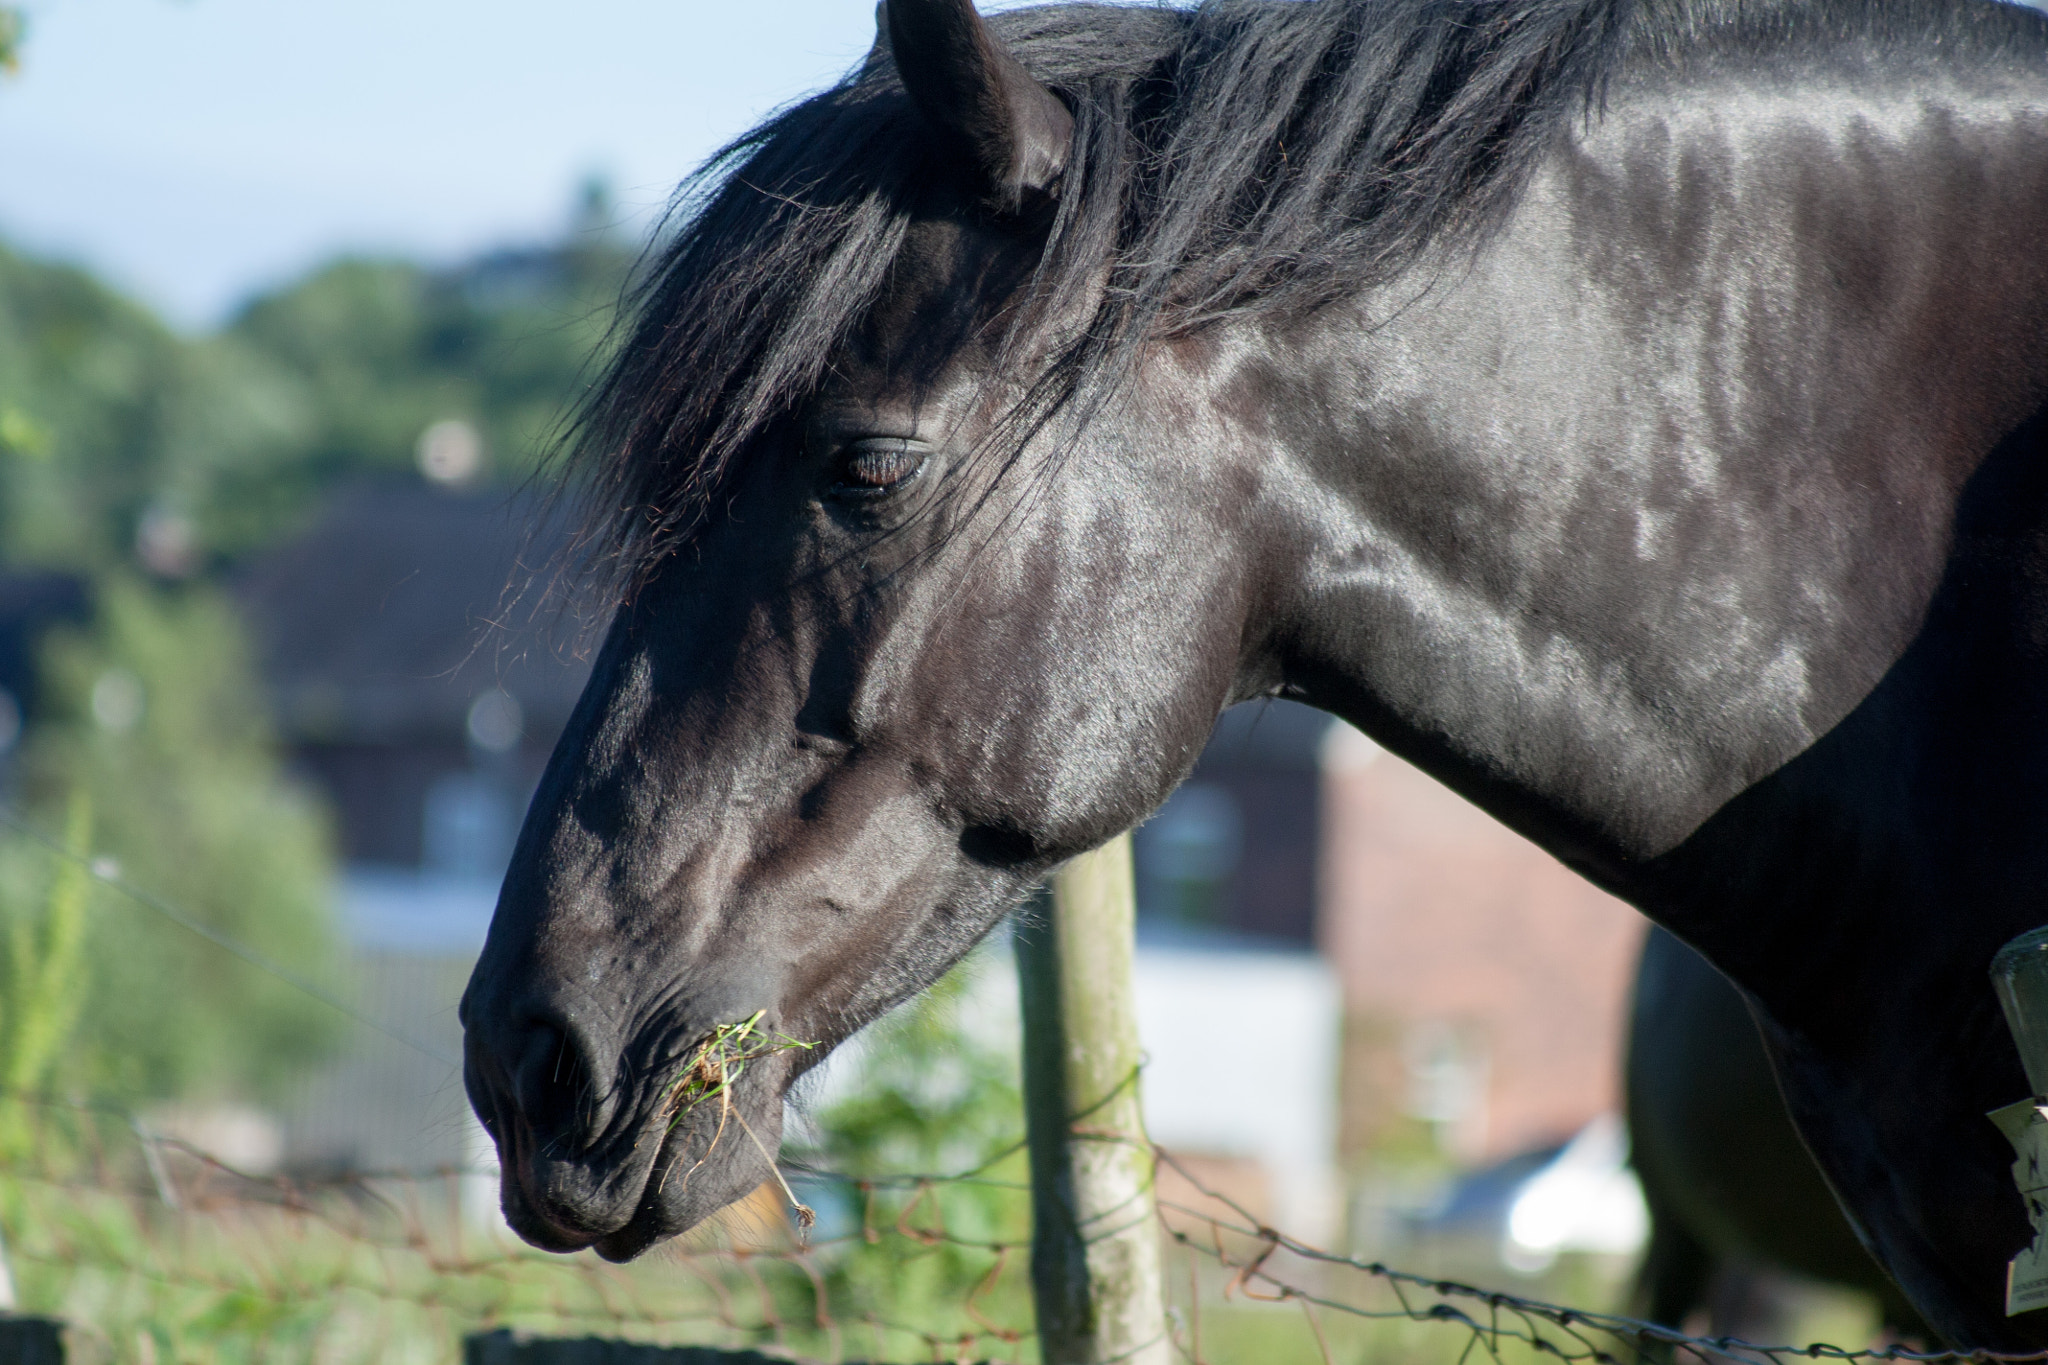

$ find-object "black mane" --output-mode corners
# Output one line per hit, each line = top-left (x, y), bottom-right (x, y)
(560, 0), (2038, 597)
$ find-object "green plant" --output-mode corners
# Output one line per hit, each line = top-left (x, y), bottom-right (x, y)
(0, 791), (91, 1156)
(16, 577), (342, 1101)
(802, 951), (1036, 1358)
(666, 1011), (821, 1227)
(666, 1011), (818, 1128)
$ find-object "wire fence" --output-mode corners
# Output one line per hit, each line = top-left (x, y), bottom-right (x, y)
(2, 808), (2045, 1364)
(5, 1086), (2045, 1365)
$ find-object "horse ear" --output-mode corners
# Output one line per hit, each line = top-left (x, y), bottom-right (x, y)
(885, 0), (1073, 213)
(864, 2), (892, 73)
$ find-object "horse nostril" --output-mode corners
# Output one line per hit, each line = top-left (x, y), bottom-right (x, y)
(511, 1016), (606, 1151)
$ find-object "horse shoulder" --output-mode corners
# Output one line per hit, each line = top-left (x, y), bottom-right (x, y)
(1268, 37), (2048, 873)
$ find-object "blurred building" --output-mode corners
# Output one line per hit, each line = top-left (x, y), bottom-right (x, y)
(237, 482), (587, 879)
(1136, 700), (1329, 944)
(1131, 699), (1645, 1257)
(1316, 722), (1646, 1168)
(236, 481), (589, 1174)
(1123, 701), (1341, 1242)
(0, 570), (89, 769)
(233, 484), (1645, 1245)
(0, 571), (89, 714)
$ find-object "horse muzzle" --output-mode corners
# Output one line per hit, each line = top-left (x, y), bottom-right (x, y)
(462, 994), (788, 1260)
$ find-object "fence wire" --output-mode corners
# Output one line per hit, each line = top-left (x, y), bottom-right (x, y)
(0, 807), (2041, 1364)
(1144, 1146), (2048, 1365)
(3, 1089), (2042, 1365)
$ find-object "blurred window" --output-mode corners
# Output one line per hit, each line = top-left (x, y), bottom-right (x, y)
(1136, 782), (1243, 926)
(422, 773), (515, 879)
(1403, 1019), (1491, 1160)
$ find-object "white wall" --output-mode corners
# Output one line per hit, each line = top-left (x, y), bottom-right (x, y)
(1131, 943), (1342, 1244)
(838, 932), (1344, 1247)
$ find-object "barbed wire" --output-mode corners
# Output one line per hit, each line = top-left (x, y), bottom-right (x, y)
(1145, 1146), (2048, 1365)
(7, 1086), (2044, 1365)
(0, 1088), (1034, 1364)
(0, 804), (459, 1066)
(0, 812), (2038, 1363)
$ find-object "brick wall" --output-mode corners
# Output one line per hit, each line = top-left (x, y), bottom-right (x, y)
(1317, 725), (1646, 1166)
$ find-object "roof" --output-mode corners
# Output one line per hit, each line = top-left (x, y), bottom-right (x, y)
(235, 483), (590, 747)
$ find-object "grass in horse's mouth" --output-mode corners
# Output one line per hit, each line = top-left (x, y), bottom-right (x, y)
(661, 1011), (819, 1233)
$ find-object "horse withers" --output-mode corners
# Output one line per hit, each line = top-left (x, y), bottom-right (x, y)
(459, 0), (2048, 1345)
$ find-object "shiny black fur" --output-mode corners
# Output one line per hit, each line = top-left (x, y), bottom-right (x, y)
(557, 0), (1642, 597)
(463, 0), (2048, 1344)
(1628, 927), (1933, 1340)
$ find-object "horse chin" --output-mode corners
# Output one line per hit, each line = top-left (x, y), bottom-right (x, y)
(590, 1121), (774, 1263)
(480, 1027), (793, 1262)
(494, 1160), (606, 1255)
(503, 1204), (602, 1257)
(495, 1117), (686, 1259)
(591, 1212), (668, 1263)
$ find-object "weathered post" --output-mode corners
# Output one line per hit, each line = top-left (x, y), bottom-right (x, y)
(1014, 834), (1172, 1365)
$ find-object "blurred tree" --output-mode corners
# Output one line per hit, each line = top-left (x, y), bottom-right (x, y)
(0, 211), (632, 578)
(815, 962), (1022, 1179)
(0, 8), (20, 72)
(0, 244), (192, 570)
(211, 224), (632, 555)
(0, 248), (342, 1111)
(0, 199), (630, 1106)
(0, 578), (341, 1100)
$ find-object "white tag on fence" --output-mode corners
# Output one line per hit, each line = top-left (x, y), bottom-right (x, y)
(1989, 1099), (2048, 1315)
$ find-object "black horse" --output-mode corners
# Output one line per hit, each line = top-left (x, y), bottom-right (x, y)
(459, 0), (2048, 1345)
(1628, 926), (1933, 1341)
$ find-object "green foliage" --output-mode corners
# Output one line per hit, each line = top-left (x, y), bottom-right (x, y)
(668, 1010), (819, 1129)
(209, 231), (629, 556)
(0, 242), (358, 1107)
(0, 245), (191, 569)
(814, 956), (1024, 1188)
(803, 952), (1037, 1353)
(0, 7), (20, 72)
(0, 198), (631, 1114)
(5, 578), (342, 1100)
(0, 792), (90, 1156)
(0, 220), (631, 578)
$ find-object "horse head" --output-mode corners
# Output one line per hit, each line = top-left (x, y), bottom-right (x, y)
(458, 0), (1263, 1259)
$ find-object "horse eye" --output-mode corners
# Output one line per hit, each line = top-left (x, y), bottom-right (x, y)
(832, 440), (925, 498)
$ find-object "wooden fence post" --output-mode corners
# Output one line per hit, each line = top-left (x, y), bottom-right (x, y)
(1014, 834), (1172, 1365)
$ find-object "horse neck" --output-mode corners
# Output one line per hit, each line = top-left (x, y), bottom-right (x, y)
(1242, 58), (2048, 891)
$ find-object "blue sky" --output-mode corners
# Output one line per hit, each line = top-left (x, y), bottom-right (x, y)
(0, 0), (889, 327)
(5, 0), (2042, 329)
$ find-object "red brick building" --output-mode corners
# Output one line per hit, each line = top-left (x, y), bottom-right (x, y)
(1318, 723), (1647, 1168)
